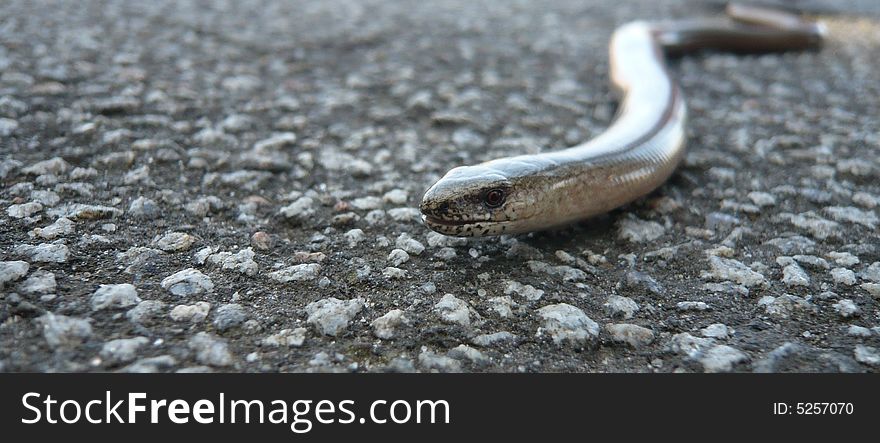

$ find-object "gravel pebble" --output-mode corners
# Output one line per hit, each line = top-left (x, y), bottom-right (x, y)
(764, 236), (815, 255)
(382, 189), (409, 205)
(161, 268), (214, 295)
(201, 247), (258, 276)
(128, 197), (160, 219)
(268, 263), (321, 282)
(862, 283), (880, 298)
(253, 132), (297, 151)
(447, 344), (489, 365)
(32, 217), (74, 239)
(0, 117), (19, 136)
(753, 343), (856, 373)
(121, 355), (178, 373)
(617, 216), (665, 242)
(213, 303), (248, 331)
(17, 270), (55, 294)
(747, 191), (776, 207)
(472, 331), (517, 347)
(781, 212), (840, 240)
(758, 295), (816, 318)
(351, 196), (383, 210)
(830, 267), (857, 286)
(100, 337), (149, 364)
(169, 302), (211, 323)
(527, 261), (586, 282)
(418, 350), (462, 373)
(854, 345), (880, 366)
(7, 201), (43, 218)
(279, 196), (315, 220)
(125, 300), (167, 324)
(0, 260), (30, 288)
(188, 332), (233, 367)
(606, 323), (654, 347)
(434, 247), (457, 260)
(344, 229), (365, 247)
(30, 190), (60, 207)
(677, 301), (709, 311)
(701, 256), (767, 287)
(262, 328), (307, 347)
(91, 284), (141, 310)
(305, 297), (365, 336)
(666, 332), (714, 358)
(824, 206), (878, 228)
(395, 233), (425, 255)
(780, 260), (810, 287)
(434, 294), (478, 328)
(852, 192), (878, 208)
(832, 299), (860, 318)
(792, 255), (829, 270)
(22, 157), (69, 175)
(862, 262), (880, 283)
(701, 323), (730, 339)
(847, 325), (872, 338)
(604, 295), (640, 319)
(371, 309), (408, 339)
(382, 267), (408, 279)
(154, 232), (197, 252)
(624, 270), (664, 295)
(504, 280), (544, 302)
(488, 296), (516, 318)
(828, 251), (859, 267)
(537, 303), (599, 347)
(15, 243), (69, 263)
(250, 232), (273, 250)
(387, 249), (410, 266)
(699, 345), (749, 373)
(387, 207), (420, 222)
(37, 313), (92, 348)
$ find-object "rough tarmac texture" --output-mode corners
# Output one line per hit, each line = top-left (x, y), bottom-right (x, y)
(1, 0), (879, 373)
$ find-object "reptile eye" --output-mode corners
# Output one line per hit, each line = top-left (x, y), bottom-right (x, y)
(484, 189), (505, 208)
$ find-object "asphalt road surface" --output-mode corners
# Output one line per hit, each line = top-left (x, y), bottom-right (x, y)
(1, 0), (879, 372)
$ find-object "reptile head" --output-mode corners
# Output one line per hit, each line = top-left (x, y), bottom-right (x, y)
(420, 161), (541, 237)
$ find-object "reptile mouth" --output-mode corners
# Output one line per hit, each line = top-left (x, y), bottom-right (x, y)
(422, 214), (470, 227)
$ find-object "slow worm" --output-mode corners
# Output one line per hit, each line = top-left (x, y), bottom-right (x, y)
(419, 3), (824, 237)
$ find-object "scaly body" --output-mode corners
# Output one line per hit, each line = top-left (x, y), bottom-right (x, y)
(420, 4), (824, 237)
